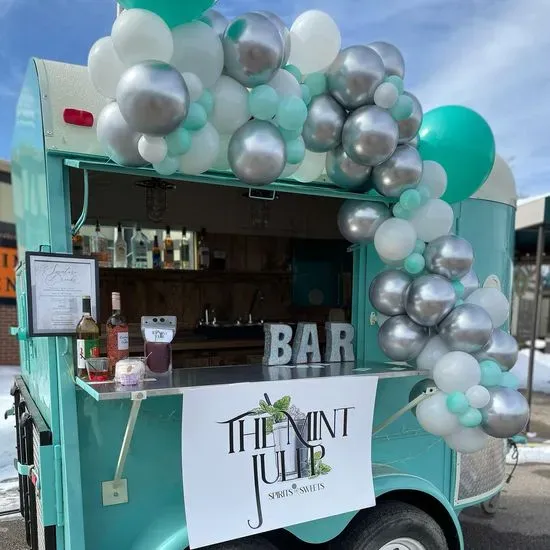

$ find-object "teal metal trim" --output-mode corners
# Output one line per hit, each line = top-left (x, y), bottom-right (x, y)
(72, 169), (88, 235)
(54, 445), (64, 527)
(40, 444), (57, 527)
(16, 461), (32, 476)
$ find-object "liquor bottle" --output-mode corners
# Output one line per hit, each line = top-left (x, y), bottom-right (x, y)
(198, 228), (210, 270)
(90, 220), (110, 267)
(163, 226), (174, 269)
(106, 292), (129, 375)
(152, 235), (162, 269)
(76, 296), (100, 379)
(72, 227), (84, 256)
(113, 222), (128, 268)
(180, 227), (191, 270)
(131, 223), (149, 269)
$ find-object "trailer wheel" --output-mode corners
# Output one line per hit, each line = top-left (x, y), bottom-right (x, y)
(480, 493), (500, 516)
(330, 500), (448, 550)
(203, 535), (278, 549)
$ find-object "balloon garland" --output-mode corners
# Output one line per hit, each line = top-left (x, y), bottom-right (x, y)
(87, 5), (528, 454)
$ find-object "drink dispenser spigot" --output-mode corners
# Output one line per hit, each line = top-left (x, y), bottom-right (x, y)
(141, 316), (177, 375)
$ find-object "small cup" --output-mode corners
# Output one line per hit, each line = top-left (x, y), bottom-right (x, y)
(115, 357), (146, 387)
(85, 358), (110, 382)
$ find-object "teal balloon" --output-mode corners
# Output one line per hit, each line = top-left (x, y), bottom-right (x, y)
(419, 106), (496, 204)
(391, 95), (414, 121)
(304, 72), (327, 97)
(392, 203), (411, 219)
(404, 253), (425, 275)
(414, 239), (426, 254)
(447, 392), (469, 415)
(452, 281), (465, 299)
(385, 75), (404, 95)
(276, 96), (308, 131)
(249, 85), (279, 121)
(400, 189), (421, 211)
(279, 127), (302, 142)
(418, 186), (431, 204)
(118, 1), (215, 28)
(197, 90), (214, 116)
(480, 360), (503, 387)
(286, 137), (306, 165)
(165, 127), (192, 156)
(459, 407), (483, 428)
(153, 155), (179, 176)
(301, 84), (312, 106)
(183, 103), (207, 131)
(284, 64), (302, 82)
(500, 372), (520, 390)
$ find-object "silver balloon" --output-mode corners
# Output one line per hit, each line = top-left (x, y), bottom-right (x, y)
(460, 269), (479, 299)
(405, 274), (456, 327)
(378, 315), (429, 362)
(369, 270), (412, 316)
(371, 145), (423, 197)
(424, 235), (474, 280)
(116, 61), (190, 137)
(302, 95), (346, 153)
(326, 147), (372, 190)
(254, 11), (291, 65)
(409, 135), (419, 148)
(228, 120), (286, 186)
(481, 388), (529, 438)
(438, 304), (493, 353)
(326, 46), (385, 109)
(398, 92), (423, 144)
(475, 329), (519, 371)
(367, 41), (405, 78)
(342, 106), (399, 166)
(96, 102), (146, 167)
(337, 200), (391, 244)
(223, 13), (284, 87)
(201, 9), (228, 36)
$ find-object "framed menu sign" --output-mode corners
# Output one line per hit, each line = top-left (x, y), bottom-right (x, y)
(25, 252), (99, 337)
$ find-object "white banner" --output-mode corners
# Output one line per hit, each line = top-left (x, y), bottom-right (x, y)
(182, 375), (378, 549)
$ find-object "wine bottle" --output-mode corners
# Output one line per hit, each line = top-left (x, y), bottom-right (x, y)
(164, 225), (174, 269)
(180, 227), (191, 270)
(106, 292), (129, 375)
(198, 228), (210, 270)
(152, 235), (162, 269)
(76, 296), (100, 379)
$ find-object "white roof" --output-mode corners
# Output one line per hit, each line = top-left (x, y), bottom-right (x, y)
(515, 193), (549, 230)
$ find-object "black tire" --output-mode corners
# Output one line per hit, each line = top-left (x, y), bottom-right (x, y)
(329, 500), (448, 550)
(480, 493), (500, 516)
(203, 535), (278, 550)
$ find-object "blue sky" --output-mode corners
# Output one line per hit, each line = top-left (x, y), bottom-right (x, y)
(0, 0), (549, 197)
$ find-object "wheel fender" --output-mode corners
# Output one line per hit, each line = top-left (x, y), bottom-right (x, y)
(131, 510), (189, 550)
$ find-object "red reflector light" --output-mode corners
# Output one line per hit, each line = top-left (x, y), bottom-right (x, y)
(63, 108), (94, 127)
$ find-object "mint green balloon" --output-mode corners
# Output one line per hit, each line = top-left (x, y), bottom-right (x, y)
(153, 155), (179, 176)
(446, 392), (469, 415)
(279, 127), (302, 142)
(385, 75), (404, 95)
(414, 239), (426, 254)
(418, 186), (431, 204)
(404, 253), (425, 275)
(479, 360), (502, 387)
(286, 137), (306, 165)
(197, 90), (214, 116)
(276, 97), (308, 131)
(400, 189), (422, 211)
(165, 126), (192, 156)
(183, 103), (207, 131)
(500, 372), (520, 390)
(249, 85), (279, 121)
(419, 106), (496, 204)
(284, 64), (302, 82)
(459, 407), (482, 428)
(391, 95), (414, 121)
(452, 281), (465, 299)
(301, 84), (312, 106)
(118, 1), (215, 28)
(392, 203), (411, 219)
(304, 72), (327, 97)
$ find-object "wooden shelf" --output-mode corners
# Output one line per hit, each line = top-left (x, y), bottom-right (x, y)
(99, 267), (292, 280)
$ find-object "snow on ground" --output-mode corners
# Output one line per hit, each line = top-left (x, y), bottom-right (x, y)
(0, 367), (19, 513)
(511, 349), (550, 394)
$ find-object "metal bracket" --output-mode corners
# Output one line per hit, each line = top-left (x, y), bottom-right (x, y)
(4, 405), (14, 420)
(373, 393), (430, 436)
(15, 460), (33, 477)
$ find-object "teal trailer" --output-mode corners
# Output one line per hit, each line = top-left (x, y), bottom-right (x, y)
(6, 58), (516, 550)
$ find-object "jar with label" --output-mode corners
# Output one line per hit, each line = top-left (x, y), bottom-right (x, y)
(141, 316), (177, 375)
(106, 292), (129, 375)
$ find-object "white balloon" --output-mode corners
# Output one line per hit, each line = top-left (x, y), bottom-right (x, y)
(409, 199), (454, 242)
(465, 288), (509, 328)
(138, 136), (167, 164)
(182, 72), (204, 102)
(417, 161), (447, 199)
(416, 392), (460, 437)
(433, 351), (481, 393)
(444, 427), (488, 454)
(288, 10), (341, 74)
(281, 163), (300, 178)
(112, 8), (173, 65)
(210, 76), (250, 135)
(374, 218), (417, 261)
(170, 21), (224, 89)
(267, 69), (302, 98)
(374, 82), (398, 109)
(212, 134), (231, 171)
(293, 151), (326, 182)
(179, 123), (220, 175)
(465, 385), (491, 409)
(415, 335), (449, 373)
(88, 37), (126, 99)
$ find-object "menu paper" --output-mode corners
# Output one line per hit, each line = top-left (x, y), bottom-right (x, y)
(26, 252), (99, 336)
(182, 374), (378, 549)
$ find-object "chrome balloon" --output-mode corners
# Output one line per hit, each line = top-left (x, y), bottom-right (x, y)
(475, 328), (519, 371)
(302, 94), (346, 153)
(96, 102), (146, 167)
(398, 92), (423, 144)
(438, 304), (493, 353)
(337, 200), (391, 244)
(367, 41), (405, 78)
(228, 120), (286, 186)
(223, 12), (285, 87)
(342, 106), (399, 166)
(481, 388), (529, 438)
(460, 269), (479, 299)
(201, 9), (228, 36)
(424, 235), (474, 280)
(326, 147), (372, 190)
(254, 10), (291, 65)
(409, 135), (419, 148)
(369, 270), (412, 316)
(371, 145), (423, 197)
(116, 61), (190, 136)
(378, 315), (429, 362)
(405, 274), (456, 327)
(326, 45), (385, 109)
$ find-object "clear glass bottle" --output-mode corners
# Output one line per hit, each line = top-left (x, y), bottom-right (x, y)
(131, 223), (149, 269)
(163, 225), (174, 269)
(114, 222), (128, 268)
(198, 228), (210, 270)
(75, 296), (100, 379)
(180, 227), (191, 270)
(106, 291), (129, 376)
(90, 220), (110, 267)
(152, 235), (162, 269)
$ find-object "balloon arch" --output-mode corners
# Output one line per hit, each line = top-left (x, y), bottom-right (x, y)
(88, 4), (528, 454)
